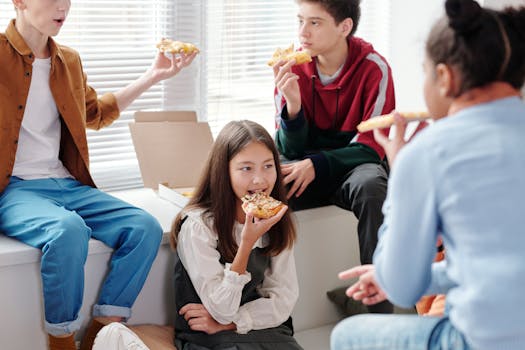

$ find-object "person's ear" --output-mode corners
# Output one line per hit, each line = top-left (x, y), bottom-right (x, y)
(435, 63), (456, 97)
(12, 0), (26, 11)
(340, 18), (353, 37)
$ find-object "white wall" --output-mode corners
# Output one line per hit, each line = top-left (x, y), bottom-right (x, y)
(389, 0), (525, 111)
(483, 0), (525, 9)
(388, 1), (445, 111)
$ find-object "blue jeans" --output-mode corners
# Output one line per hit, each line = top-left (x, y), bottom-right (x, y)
(331, 314), (470, 350)
(0, 177), (163, 336)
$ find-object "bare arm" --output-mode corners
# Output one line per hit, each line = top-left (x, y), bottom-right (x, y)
(114, 51), (197, 111)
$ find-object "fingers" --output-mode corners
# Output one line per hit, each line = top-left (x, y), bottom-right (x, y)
(281, 160), (314, 198)
(187, 317), (203, 329)
(362, 291), (388, 305)
(338, 264), (374, 280)
(392, 111), (408, 142)
(243, 212), (255, 225)
(244, 205), (288, 239)
(259, 205), (288, 226)
(286, 179), (300, 199)
(345, 281), (362, 298)
(272, 60), (284, 77)
(282, 164), (299, 198)
(282, 172), (294, 187)
(294, 180), (309, 198)
(278, 74), (299, 92)
(187, 315), (213, 334)
(268, 205), (288, 223)
(180, 51), (198, 67)
(274, 61), (299, 93)
(346, 280), (379, 300)
(280, 163), (293, 173)
(179, 303), (204, 316)
(373, 127), (389, 148)
(408, 120), (429, 142)
(273, 59), (295, 79)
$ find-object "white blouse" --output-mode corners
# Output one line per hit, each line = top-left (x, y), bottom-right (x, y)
(177, 209), (299, 334)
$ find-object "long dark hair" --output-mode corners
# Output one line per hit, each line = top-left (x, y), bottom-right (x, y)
(170, 120), (296, 262)
(426, 0), (525, 96)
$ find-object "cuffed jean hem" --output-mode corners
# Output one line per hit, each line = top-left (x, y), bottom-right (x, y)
(93, 304), (132, 321)
(45, 314), (84, 336)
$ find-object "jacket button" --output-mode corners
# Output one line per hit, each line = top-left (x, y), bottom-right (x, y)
(25, 72), (30, 77)
(14, 139), (18, 144)
(6, 174), (10, 178)
(18, 105), (23, 110)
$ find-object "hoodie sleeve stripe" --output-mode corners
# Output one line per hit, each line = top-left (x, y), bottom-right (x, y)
(365, 52), (390, 118)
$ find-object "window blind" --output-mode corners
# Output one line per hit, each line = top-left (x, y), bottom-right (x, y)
(2, 0), (390, 191)
(204, 1), (298, 134)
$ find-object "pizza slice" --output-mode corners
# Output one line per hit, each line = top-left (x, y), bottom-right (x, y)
(156, 38), (200, 55)
(356, 112), (431, 133)
(241, 192), (284, 219)
(267, 43), (312, 67)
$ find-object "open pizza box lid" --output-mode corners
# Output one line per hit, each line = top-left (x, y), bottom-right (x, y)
(129, 111), (213, 207)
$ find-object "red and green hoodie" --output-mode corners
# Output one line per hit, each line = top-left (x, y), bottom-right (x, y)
(274, 37), (395, 185)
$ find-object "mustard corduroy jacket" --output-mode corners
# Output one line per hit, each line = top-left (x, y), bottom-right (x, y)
(0, 19), (120, 194)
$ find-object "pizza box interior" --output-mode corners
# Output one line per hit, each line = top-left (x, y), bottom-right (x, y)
(129, 110), (213, 207)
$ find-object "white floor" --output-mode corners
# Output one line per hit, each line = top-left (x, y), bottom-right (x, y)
(296, 323), (335, 350)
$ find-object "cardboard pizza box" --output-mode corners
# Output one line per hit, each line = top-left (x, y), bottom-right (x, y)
(129, 111), (213, 207)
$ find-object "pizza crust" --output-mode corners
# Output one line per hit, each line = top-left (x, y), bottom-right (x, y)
(241, 192), (284, 219)
(356, 112), (431, 133)
(156, 38), (200, 55)
(267, 44), (312, 67)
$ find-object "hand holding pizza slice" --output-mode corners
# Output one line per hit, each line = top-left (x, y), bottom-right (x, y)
(157, 38), (200, 55)
(267, 43), (312, 67)
(241, 192), (284, 219)
(356, 112), (431, 133)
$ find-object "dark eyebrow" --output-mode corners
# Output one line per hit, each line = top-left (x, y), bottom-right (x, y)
(235, 158), (274, 165)
(297, 15), (325, 21)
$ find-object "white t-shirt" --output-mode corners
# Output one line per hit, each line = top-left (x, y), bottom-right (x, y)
(317, 61), (344, 86)
(12, 57), (72, 179)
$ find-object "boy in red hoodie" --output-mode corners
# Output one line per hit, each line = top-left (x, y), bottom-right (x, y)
(272, 0), (395, 313)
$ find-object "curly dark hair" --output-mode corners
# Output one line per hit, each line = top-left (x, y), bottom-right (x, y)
(426, 0), (525, 95)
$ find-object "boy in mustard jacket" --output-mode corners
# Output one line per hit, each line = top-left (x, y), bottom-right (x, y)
(0, 0), (197, 349)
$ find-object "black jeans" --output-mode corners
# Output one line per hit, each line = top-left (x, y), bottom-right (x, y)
(288, 162), (393, 314)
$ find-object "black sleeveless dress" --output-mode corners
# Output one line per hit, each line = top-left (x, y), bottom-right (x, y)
(173, 248), (303, 350)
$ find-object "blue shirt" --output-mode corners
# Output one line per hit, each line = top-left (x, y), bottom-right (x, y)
(374, 96), (525, 349)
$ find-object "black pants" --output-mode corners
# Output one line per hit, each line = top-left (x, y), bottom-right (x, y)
(288, 162), (393, 314)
